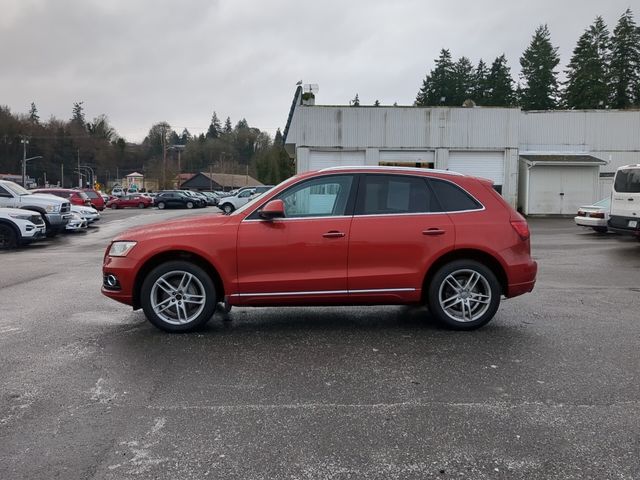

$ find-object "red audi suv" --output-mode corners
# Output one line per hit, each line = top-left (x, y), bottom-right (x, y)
(102, 167), (537, 332)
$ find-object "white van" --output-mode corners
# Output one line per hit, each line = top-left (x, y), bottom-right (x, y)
(608, 164), (640, 238)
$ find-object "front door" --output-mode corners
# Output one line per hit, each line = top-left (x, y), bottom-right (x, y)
(236, 174), (355, 305)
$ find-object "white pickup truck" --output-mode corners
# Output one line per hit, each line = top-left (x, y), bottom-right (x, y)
(0, 180), (71, 236)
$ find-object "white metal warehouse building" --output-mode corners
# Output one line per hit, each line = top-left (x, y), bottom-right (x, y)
(283, 89), (640, 215)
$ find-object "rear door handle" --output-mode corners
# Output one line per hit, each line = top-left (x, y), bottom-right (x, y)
(323, 231), (345, 238)
(422, 228), (445, 236)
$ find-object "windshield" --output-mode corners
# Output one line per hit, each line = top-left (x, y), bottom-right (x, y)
(3, 181), (30, 196)
(614, 168), (640, 193)
(84, 190), (98, 198)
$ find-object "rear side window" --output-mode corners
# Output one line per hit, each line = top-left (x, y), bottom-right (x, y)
(84, 190), (98, 198)
(428, 178), (482, 212)
(614, 169), (640, 193)
(356, 174), (441, 215)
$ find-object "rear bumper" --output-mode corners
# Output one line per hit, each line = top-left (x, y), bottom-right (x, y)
(574, 216), (607, 228)
(506, 258), (538, 298)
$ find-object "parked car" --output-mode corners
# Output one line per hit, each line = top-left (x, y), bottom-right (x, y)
(574, 198), (610, 233)
(0, 207), (46, 249)
(200, 191), (220, 206)
(111, 186), (125, 197)
(102, 166), (537, 333)
(32, 188), (92, 207)
(608, 164), (640, 238)
(178, 190), (207, 208)
(65, 212), (88, 232)
(0, 180), (71, 236)
(70, 205), (101, 224)
(82, 188), (106, 211)
(106, 194), (153, 209)
(154, 191), (200, 209)
(218, 188), (256, 214)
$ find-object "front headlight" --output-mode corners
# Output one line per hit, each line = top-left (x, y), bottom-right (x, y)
(45, 204), (61, 213)
(108, 241), (137, 257)
(8, 213), (33, 221)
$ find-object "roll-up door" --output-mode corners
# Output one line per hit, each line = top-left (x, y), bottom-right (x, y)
(448, 151), (505, 187)
(379, 150), (434, 167)
(308, 150), (365, 170)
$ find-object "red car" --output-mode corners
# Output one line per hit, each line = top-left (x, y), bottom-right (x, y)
(82, 188), (106, 211)
(102, 167), (537, 332)
(32, 188), (92, 207)
(106, 194), (153, 209)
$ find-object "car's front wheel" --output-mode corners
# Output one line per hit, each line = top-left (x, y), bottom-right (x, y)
(110, 204), (118, 209)
(592, 227), (608, 233)
(222, 203), (234, 214)
(0, 224), (18, 250)
(186, 201), (194, 209)
(427, 260), (501, 330)
(138, 202), (146, 209)
(141, 261), (217, 332)
(157, 202), (166, 210)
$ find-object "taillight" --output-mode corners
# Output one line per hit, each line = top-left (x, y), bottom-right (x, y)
(577, 211), (586, 217)
(510, 220), (530, 241)
(589, 212), (605, 219)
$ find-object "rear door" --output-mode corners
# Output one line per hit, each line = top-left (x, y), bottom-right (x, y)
(347, 174), (454, 302)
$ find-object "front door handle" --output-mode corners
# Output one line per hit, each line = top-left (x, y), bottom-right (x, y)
(322, 231), (345, 238)
(422, 228), (445, 236)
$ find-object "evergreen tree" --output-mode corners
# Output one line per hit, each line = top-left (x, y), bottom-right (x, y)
(485, 54), (514, 106)
(235, 118), (249, 130)
(274, 128), (284, 146)
(71, 101), (86, 128)
(609, 8), (640, 108)
(472, 59), (489, 105)
(452, 56), (475, 105)
(564, 16), (611, 109)
(206, 111), (221, 139)
(351, 94), (360, 106)
(416, 49), (456, 106)
(223, 116), (232, 134)
(374, 100), (380, 106)
(180, 128), (192, 145)
(28, 102), (40, 124)
(519, 25), (561, 110)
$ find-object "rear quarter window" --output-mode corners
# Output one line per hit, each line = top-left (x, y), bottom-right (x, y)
(614, 169), (640, 193)
(428, 178), (482, 212)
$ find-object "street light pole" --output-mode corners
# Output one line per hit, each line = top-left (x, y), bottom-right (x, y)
(21, 138), (29, 187)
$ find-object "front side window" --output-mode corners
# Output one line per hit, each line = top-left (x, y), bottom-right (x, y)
(428, 178), (482, 212)
(356, 174), (441, 215)
(275, 175), (354, 218)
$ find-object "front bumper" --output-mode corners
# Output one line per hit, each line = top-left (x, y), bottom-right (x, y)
(608, 215), (640, 237)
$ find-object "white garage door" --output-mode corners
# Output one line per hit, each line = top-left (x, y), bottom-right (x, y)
(308, 150), (365, 170)
(448, 151), (505, 186)
(379, 150), (434, 166)
(529, 166), (596, 215)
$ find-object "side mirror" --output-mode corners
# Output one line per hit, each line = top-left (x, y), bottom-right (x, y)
(259, 199), (285, 220)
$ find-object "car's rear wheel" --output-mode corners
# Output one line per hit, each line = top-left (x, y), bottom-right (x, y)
(141, 261), (217, 332)
(186, 201), (194, 209)
(110, 204), (118, 209)
(157, 202), (166, 210)
(427, 260), (501, 330)
(138, 202), (145, 208)
(0, 224), (18, 250)
(222, 203), (234, 214)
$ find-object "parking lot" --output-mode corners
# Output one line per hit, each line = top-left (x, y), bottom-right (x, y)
(0, 210), (638, 479)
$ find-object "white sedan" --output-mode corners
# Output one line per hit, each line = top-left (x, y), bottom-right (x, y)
(71, 205), (100, 224)
(574, 198), (610, 233)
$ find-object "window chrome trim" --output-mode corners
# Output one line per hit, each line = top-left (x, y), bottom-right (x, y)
(230, 288), (416, 298)
(242, 215), (353, 223)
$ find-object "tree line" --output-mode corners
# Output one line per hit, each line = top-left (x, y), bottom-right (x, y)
(352, 9), (640, 110)
(0, 104), (292, 189)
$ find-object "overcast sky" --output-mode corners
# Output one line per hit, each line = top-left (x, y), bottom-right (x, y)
(0, 0), (634, 142)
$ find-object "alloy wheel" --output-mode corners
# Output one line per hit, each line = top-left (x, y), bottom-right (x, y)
(150, 270), (207, 325)
(438, 269), (491, 323)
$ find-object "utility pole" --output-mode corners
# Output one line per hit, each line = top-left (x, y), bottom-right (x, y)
(61, 163), (64, 188)
(21, 137), (29, 186)
(77, 149), (81, 188)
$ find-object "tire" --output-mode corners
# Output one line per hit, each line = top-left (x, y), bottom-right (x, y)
(592, 227), (608, 234)
(427, 259), (501, 330)
(0, 224), (18, 250)
(222, 203), (234, 214)
(138, 202), (145, 209)
(141, 261), (217, 332)
(157, 202), (166, 210)
(43, 219), (58, 238)
(186, 201), (194, 209)
(110, 204), (118, 209)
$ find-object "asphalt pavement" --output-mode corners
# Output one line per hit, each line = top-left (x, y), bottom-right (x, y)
(0, 210), (638, 479)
